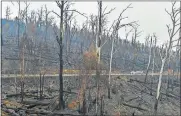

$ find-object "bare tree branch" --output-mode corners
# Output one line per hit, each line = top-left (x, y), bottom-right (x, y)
(65, 10), (88, 19)
(165, 9), (174, 22)
(103, 7), (116, 16)
(56, 1), (62, 8)
(166, 24), (172, 38)
(173, 27), (180, 37)
(117, 3), (133, 21)
(52, 10), (61, 17)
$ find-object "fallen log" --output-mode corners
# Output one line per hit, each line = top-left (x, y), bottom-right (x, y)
(21, 100), (50, 105)
(45, 88), (78, 94)
(126, 96), (140, 103)
(128, 79), (157, 84)
(27, 104), (37, 109)
(3, 105), (81, 116)
(6, 92), (38, 98)
(143, 84), (180, 100)
(122, 103), (147, 111)
(6, 93), (22, 97)
(2, 107), (20, 116)
(46, 96), (59, 111)
(130, 80), (180, 100)
(128, 82), (154, 96)
(26, 109), (81, 116)
(63, 90), (78, 94)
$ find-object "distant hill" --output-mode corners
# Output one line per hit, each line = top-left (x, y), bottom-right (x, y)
(1, 18), (179, 74)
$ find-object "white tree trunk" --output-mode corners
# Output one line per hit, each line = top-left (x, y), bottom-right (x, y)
(108, 38), (114, 98)
(97, 47), (101, 64)
(152, 53), (155, 77)
(145, 39), (152, 82)
(96, 1), (102, 114)
(151, 46), (155, 95)
(156, 58), (166, 99)
(154, 58), (166, 115)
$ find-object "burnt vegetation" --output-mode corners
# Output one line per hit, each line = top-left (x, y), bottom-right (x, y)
(1, 1), (180, 116)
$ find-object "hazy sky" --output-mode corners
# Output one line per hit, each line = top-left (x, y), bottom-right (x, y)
(2, 1), (180, 45)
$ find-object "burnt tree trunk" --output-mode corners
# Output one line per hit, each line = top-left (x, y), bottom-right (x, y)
(96, 1), (102, 115)
(39, 73), (42, 99)
(59, 1), (65, 110)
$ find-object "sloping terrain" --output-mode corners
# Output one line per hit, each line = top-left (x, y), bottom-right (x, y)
(1, 75), (180, 115)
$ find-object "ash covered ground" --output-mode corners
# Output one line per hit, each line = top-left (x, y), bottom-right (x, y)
(1, 75), (180, 115)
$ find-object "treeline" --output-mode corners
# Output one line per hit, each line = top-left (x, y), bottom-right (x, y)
(1, 4), (179, 74)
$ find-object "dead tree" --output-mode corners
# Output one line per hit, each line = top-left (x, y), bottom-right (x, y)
(44, 5), (49, 43)
(94, 1), (115, 114)
(107, 3), (138, 99)
(5, 6), (12, 20)
(55, 1), (65, 110)
(19, 1), (29, 102)
(89, 14), (97, 38)
(144, 35), (153, 82)
(15, 0), (21, 95)
(178, 1), (181, 81)
(20, 35), (25, 102)
(54, 1), (87, 110)
(95, 1), (102, 115)
(150, 34), (157, 95)
(154, 2), (180, 115)
(17, 1), (20, 47)
(44, 5), (55, 43)
(131, 26), (142, 71)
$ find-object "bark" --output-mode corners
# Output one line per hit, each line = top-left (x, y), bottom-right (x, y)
(154, 58), (166, 115)
(96, 1), (102, 115)
(166, 72), (170, 97)
(108, 38), (114, 99)
(56, 1), (65, 110)
(21, 100), (51, 105)
(42, 73), (45, 96)
(15, 2), (20, 96)
(100, 95), (104, 116)
(150, 78), (153, 95)
(20, 37), (25, 103)
(122, 103), (147, 111)
(166, 53), (171, 96)
(144, 37), (152, 82)
(151, 38), (156, 95)
(154, 3), (180, 113)
(45, 5), (48, 42)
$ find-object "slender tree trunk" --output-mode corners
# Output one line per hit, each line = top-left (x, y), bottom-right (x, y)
(16, 1), (20, 98)
(154, 58), (166, 115)
(100, 95), (104, 116)
(96, 1), (102, 115)
(20, 38), (25, 102)
(59, 1), (65, 110)
(18, 1), (20, 47)
(166, 57), (171, 97)
(39, 72), (42, 99)
(179, 1), (181, 86)
(151, 38), (156, 95)
(151, 59), (154, 95)
(45, 6), (48, 43)
(42, 73), (45, 97)
(20, 1), (27, 103)
(108, 38), (114, 99)
(65, 12), (68, 55)
(145, 38), (152, 82)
